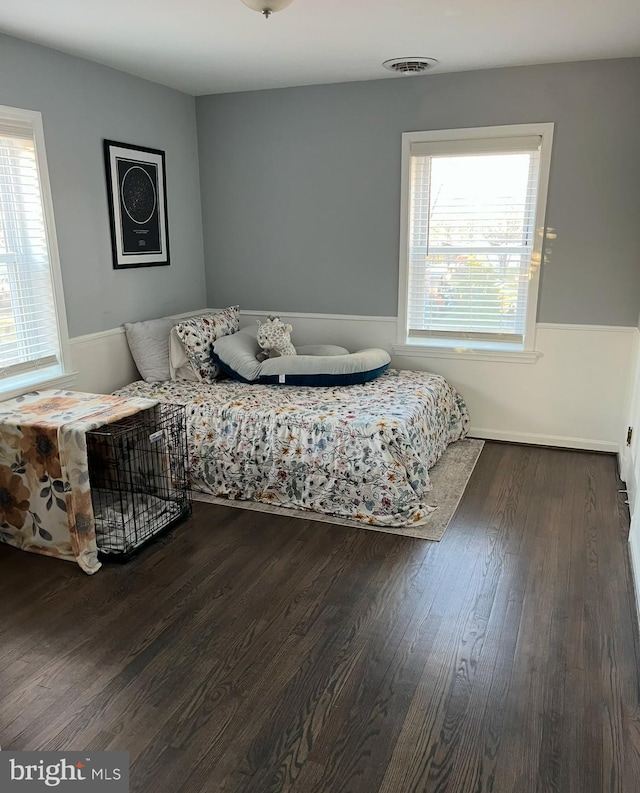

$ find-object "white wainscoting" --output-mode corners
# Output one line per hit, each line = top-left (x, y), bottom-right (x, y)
(393, 323), (636, 454)
(619, 329), (640, 505)
(70, 327), (139, 395)
(618, 328), (640, 626)
(240, 310), (398, 354)
(630, 529), (640, 632)
(69, 308), (211, 395)
(70, 310), (635, 454)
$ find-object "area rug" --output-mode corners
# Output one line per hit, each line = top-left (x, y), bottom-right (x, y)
(192, 438), (484, 541)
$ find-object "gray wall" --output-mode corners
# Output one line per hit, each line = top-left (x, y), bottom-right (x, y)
(0, 33), (205, 337)
(196, 58), (640, 326)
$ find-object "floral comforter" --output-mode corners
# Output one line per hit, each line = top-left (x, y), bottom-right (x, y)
(116, 369), (469, 527)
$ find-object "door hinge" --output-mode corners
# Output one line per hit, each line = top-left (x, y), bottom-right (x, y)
(627, 426), (633, 446)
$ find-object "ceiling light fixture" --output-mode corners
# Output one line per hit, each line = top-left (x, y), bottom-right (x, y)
(240, 0), (295, 18)
(383, 57), (439, 75)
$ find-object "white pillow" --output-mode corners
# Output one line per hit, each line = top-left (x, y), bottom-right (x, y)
(169, 327), (199, 382)
(124, 317), (174, 382)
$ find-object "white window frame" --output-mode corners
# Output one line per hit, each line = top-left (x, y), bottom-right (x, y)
(0, 104), (75, 400)
(395, 123), (554, 363)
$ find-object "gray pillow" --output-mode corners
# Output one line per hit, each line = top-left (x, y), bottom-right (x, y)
(124, 317), (174, 382)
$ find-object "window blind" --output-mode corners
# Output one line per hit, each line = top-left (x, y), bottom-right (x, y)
(0, 120), (61, 381)
(406, 137), (542, 346)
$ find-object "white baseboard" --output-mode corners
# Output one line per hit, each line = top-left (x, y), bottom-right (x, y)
(470, 427), (618, 453)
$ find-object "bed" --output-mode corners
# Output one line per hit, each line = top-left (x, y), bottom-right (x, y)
(115, 369), (469, 527)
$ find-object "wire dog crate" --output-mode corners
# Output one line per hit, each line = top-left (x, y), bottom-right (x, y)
(86, 403), (191, 560)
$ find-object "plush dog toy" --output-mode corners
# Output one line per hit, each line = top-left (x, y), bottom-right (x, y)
(256, 316), (297, 359)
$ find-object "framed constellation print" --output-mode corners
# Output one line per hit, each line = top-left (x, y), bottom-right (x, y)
(103, 140), (170, 268)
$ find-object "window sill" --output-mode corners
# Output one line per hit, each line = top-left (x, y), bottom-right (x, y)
(393, 343), (543, 364)
(0, 367), (79, 402)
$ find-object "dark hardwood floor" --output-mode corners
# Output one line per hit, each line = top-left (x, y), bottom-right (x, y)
(1, 441), (640, 792)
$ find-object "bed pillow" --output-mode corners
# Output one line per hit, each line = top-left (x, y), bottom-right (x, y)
(124, 316), (175, 382)
(168, 327), (200, 382)
(174, 306), (240, 382)
(212, 326), (391, 386)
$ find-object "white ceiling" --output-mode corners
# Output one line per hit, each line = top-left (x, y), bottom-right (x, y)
(1, 0), (639, 96)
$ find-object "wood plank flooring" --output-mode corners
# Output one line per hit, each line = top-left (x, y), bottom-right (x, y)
(1, 441), (640, 792)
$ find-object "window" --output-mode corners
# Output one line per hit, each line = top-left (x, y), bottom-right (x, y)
(397, 124), (553, 358)
(0, 105), (72, 398)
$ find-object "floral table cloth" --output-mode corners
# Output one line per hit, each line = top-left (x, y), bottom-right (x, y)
(116, 369), (470, 527)
(0, 390), (157, 574)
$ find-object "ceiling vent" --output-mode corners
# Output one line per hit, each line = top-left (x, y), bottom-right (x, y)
(383, 57), (438, 75)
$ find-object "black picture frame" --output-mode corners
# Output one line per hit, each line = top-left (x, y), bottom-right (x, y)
(103, 139), (170, 269)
